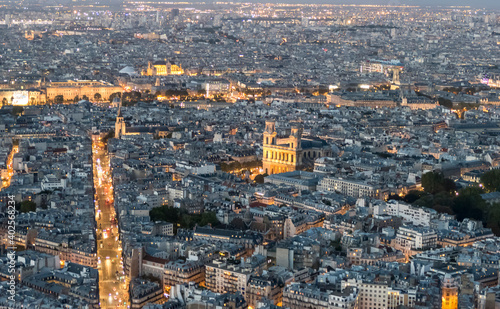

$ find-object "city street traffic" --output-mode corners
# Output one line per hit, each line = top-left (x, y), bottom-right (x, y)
(93, 139), (129, 309)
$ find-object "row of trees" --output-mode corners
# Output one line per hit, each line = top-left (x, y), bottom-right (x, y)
(2, 97), (39, 106)
(442, 86), (485, 96)
(52, 93), (104, 104)
(220, 160), (262, 173)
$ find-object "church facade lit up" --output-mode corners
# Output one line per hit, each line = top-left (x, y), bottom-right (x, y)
(141, 60), (184, 76)
(262, 120), (332, 175)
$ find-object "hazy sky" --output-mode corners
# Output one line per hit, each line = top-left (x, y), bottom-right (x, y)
(253, 0), (500, 9)
(106, 0), (500, 9)
(155, 0), (500, 9)
(366, 0), (499, 9)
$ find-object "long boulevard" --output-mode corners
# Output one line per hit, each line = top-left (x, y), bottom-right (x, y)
(92, 138), (130, 309)
(1, 144), (18, 190)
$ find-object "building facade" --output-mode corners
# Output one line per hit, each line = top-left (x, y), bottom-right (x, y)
(318, 177), (378, 198)
(205, 260), (253, 298)
(163, 260), (205, 289)
(394, 225), (438, 253)
(205, 257), (267, 298)
(142, 60), (184, 76)
(262, 121), (331, 175)
(246, 276), (282, 308)
(46, 80), (122, 102)
(385, 200), (437, 227)
(283, 282), (358, 309)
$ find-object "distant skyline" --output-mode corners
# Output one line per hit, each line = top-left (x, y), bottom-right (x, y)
(137, 0), (500, 9)
(307, 0), (500, 9)
(240, 0), (499, 9)
(42, 0), (500, 10)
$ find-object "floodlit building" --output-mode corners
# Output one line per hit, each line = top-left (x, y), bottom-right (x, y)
(142, 60), (184, 76)
(45, 80), (122, 102)
(262, 121), (331, 175)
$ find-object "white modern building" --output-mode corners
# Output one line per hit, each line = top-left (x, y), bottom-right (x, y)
(318, 176), (378, 198)
(41, 174), (67, 191)
(394, 225), (437, 252)
(384, 200), (437, 226)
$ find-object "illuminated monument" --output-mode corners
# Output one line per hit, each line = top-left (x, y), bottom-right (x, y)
(0, 90), (43, 106)
(142, 60), (184, 76)
(262, 120), (332, 175)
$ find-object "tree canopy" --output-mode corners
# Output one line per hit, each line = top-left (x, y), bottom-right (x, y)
(403, 184), (499, 234)
(421, 171), (456, 195)
(11, 106), (24, 117)
(220, 160), (262, 173)
(150, 206), (220, 233)
(101, 129), (115, 143)
(254, 174), (266, 184)
(451, 187), (486, 221)
(481, 169), (500, 193)
(438, 97), (453, 109)
(54, 95), (64, 104)
(20, 200), (37, 213)
(109, 92), (121, 102)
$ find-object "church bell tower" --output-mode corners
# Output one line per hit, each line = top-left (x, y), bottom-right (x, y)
(263, 120), (276, 146)
(115, 100), (126, 139)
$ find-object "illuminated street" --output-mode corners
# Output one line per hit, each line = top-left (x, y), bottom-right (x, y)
(1, 144), (18, 189)
(93, 139), (129, 309)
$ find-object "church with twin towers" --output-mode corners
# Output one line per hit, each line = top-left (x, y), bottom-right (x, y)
(262, 120), (332, 175)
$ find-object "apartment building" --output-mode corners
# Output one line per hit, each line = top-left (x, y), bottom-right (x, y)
(318, 177), (378, 198)
(357, 282), (389, 309)
(384, 200), (437, 227)
(163, 260), (205, 288)
(205, 256), (266, 298)
(394, 225), (437, 253)
(283, 282), (358, 309)
(246, 275), (283, 308)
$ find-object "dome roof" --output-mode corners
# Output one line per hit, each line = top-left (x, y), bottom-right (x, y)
(119, 66), (136, 75)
